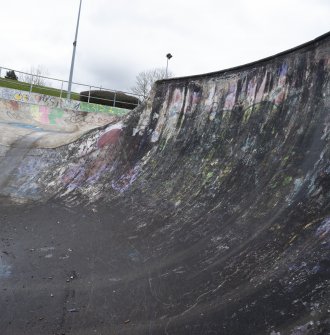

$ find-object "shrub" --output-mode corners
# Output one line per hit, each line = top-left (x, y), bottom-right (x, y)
(5, 70), (18, 80)
(80, 90), (139, 110)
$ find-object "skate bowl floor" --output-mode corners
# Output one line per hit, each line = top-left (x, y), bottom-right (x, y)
(0, 33), (330, 335)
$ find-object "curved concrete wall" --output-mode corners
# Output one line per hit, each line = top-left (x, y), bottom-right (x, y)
(0, 98), (125, 148)
(0, 87), (130, 115)
(0, 33), (329, 334)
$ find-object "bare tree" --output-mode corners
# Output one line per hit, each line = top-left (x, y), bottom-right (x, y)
(20, 65), (50, 86)
(131, 68), (173, 100)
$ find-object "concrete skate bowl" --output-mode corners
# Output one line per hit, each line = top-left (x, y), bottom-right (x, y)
(0, 32), (329, 335)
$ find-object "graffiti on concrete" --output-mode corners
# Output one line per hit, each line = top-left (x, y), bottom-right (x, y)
(0, 99), (121, 131)
(59, 122), (126, 193)
(111, 165), (140, 193)
(0, 33), (329, 335)
(11, 34), (326, 206)
(0, 87), (130, 116)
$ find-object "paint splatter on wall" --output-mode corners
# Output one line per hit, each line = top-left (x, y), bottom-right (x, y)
(0, 87), (130, 115)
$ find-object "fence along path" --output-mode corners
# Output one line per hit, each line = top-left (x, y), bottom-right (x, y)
(0, 66), (141, 111)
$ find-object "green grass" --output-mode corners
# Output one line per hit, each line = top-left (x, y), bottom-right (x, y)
(0, 78), (80, 100)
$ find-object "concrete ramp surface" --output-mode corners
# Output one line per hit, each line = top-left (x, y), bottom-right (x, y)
(0, 33), (329, 334)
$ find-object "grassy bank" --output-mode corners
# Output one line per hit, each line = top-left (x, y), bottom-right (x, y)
(0, 78), (80, 100)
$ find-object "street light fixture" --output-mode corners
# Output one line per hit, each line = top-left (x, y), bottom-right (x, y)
(166, 53), (173, 78)
(67, 0), (83, 100)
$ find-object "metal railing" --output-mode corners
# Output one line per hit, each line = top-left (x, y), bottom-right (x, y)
(0, 66), (142, 109)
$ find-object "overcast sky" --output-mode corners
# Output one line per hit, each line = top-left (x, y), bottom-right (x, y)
(0, 0), (329, 93)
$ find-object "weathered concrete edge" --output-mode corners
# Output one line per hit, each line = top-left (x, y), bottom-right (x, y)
(157, 31), (330, 84)
(0, 87), (130, 116)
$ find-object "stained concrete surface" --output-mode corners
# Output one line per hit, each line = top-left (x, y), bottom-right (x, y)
(0, 33), (330, 334)
(0, 99), (122, 148)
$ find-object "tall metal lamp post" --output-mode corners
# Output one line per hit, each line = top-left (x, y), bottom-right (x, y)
(166, 53), (173, 78)
(67, 0), (83, 100)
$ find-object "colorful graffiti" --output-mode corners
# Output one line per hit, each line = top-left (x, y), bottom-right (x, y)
(0, 98), (121, 130)
(30, 105), (64, 125)
(112, 165), (140, 193)
(97, 128), (123, 149)
(140, 59), (308, 149)
(59, 122), (127, 193)
(0, 87), (130, 116)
